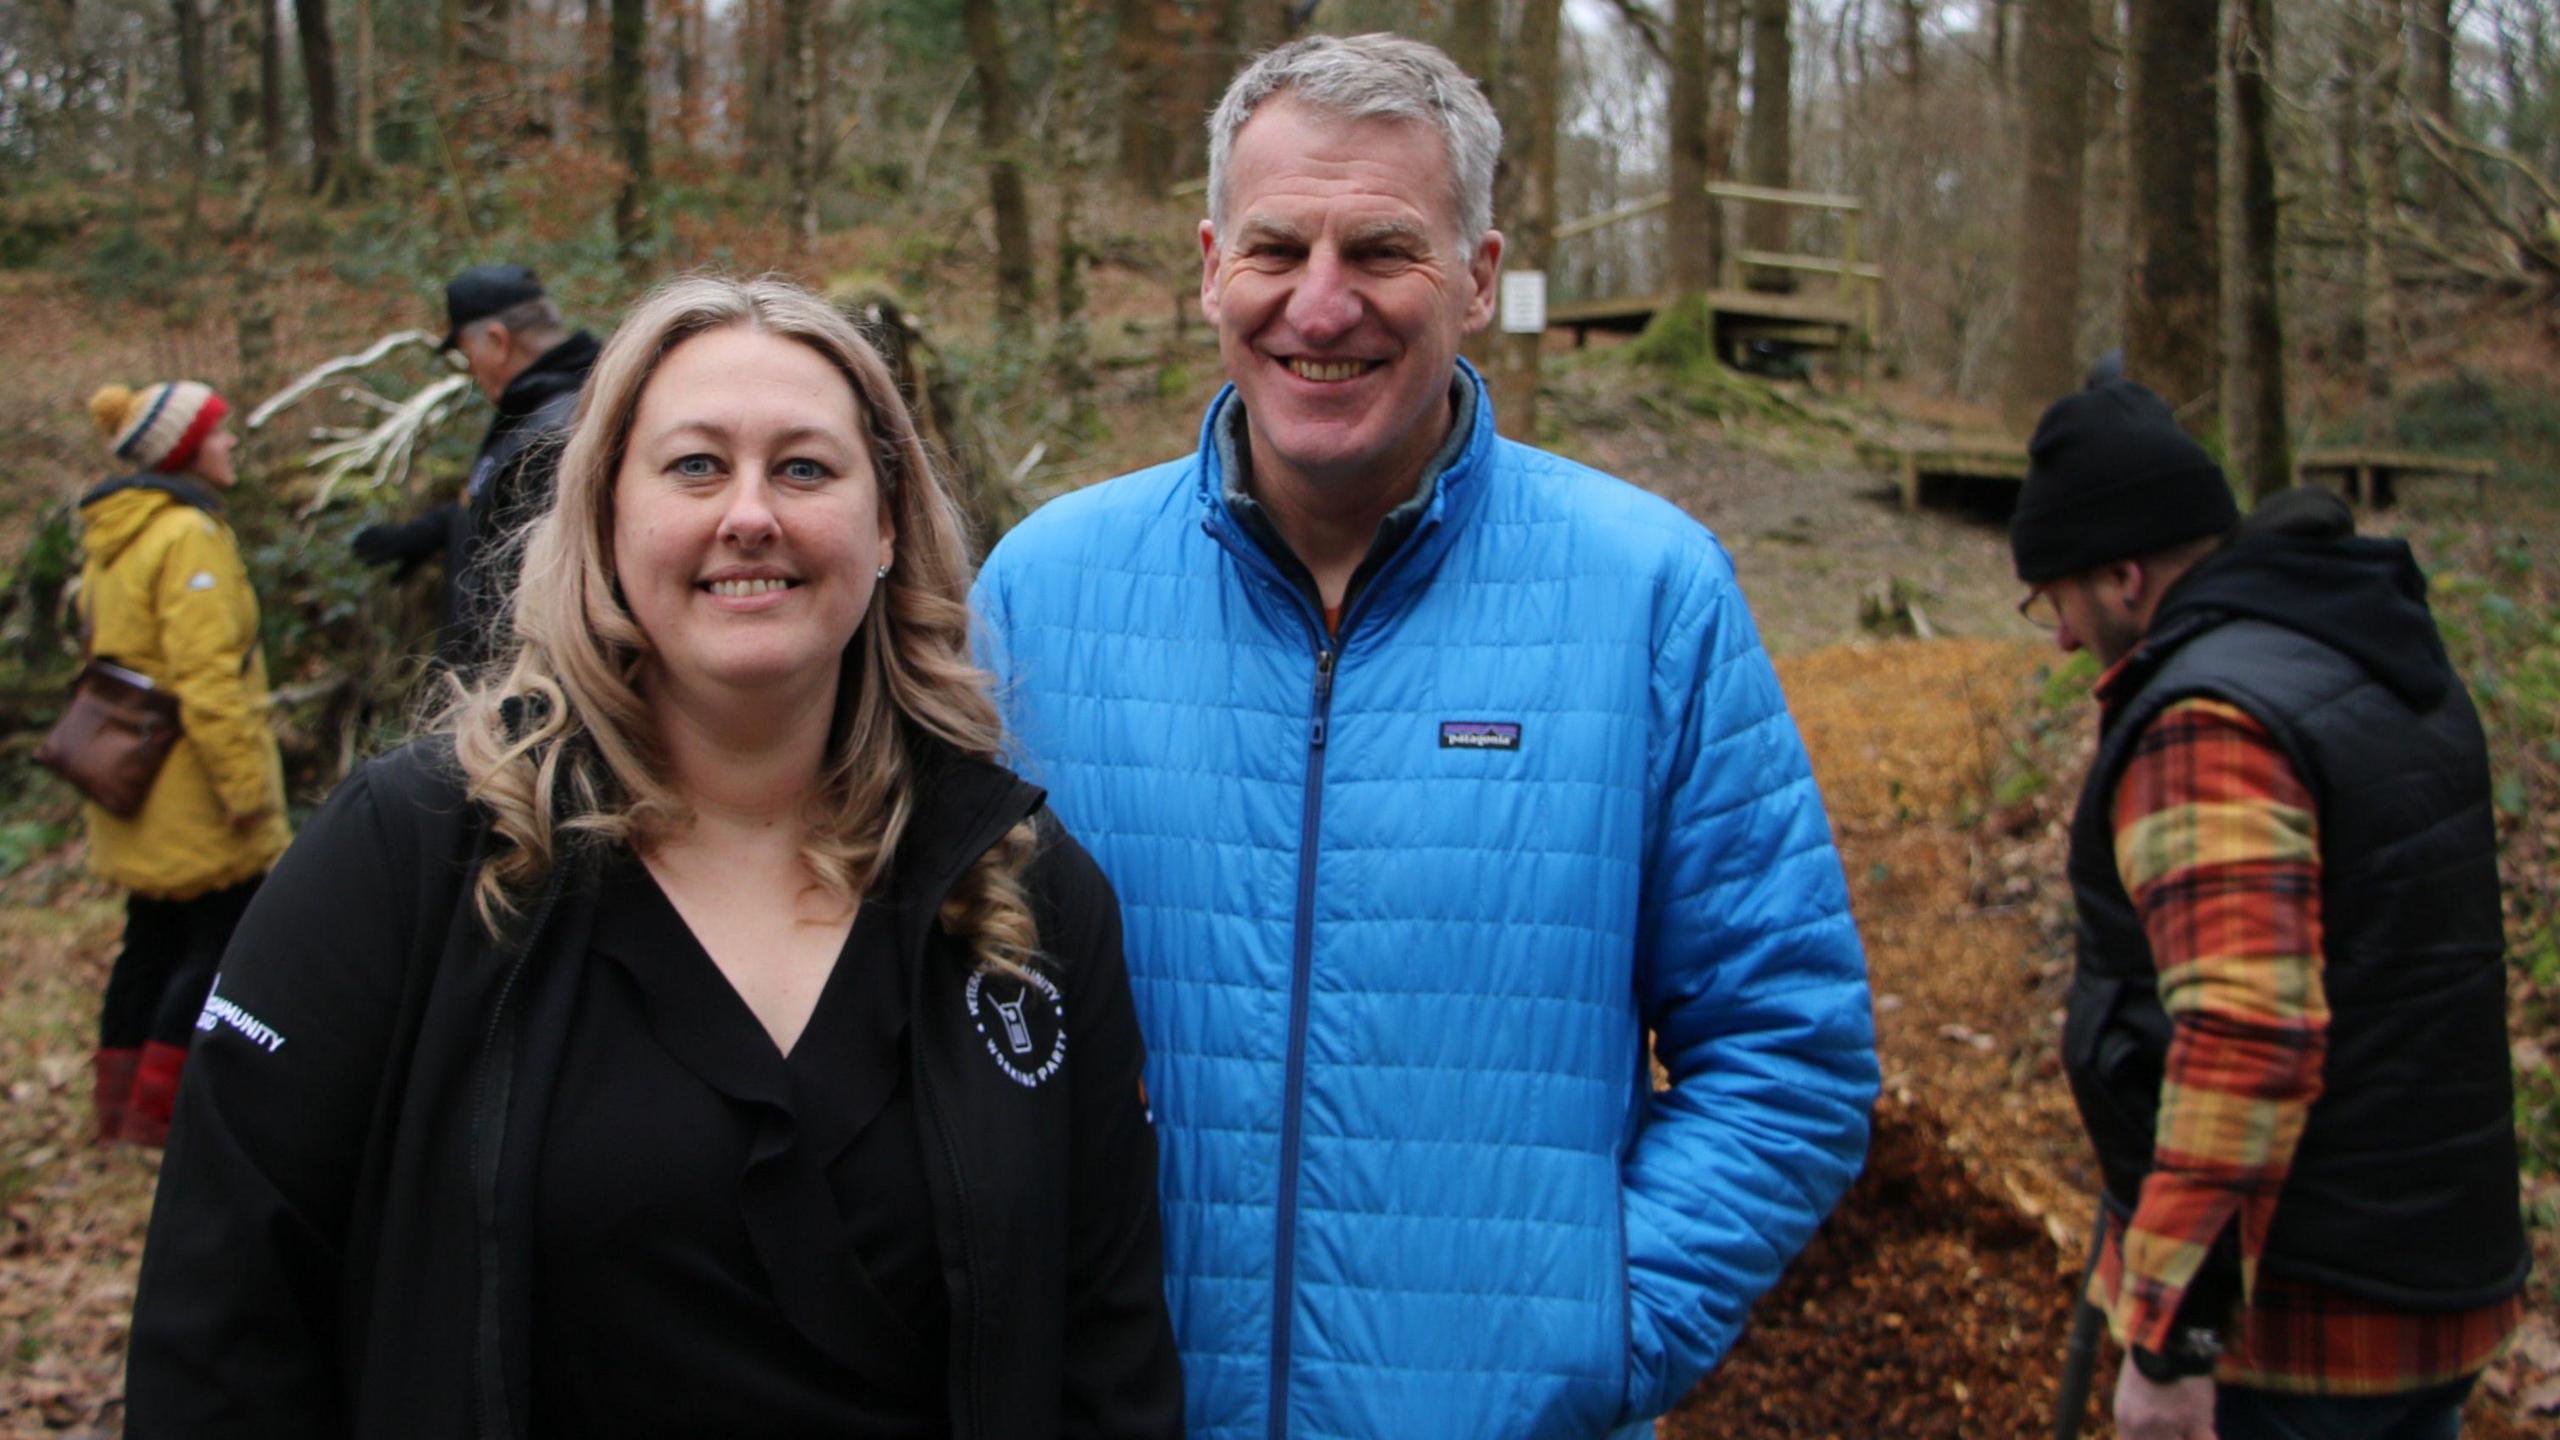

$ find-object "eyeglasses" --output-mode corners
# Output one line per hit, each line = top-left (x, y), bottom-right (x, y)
(2016, 586), (2060, 630)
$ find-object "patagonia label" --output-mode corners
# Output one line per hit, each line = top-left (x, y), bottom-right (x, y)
(1439, 721), (1522, 751)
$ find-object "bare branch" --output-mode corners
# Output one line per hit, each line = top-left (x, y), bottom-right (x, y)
(1602, 0), (1671, 64)
(2406, 104), (2560, 275)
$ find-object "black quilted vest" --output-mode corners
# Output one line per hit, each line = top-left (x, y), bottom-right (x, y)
(2063, 562), (2527, 1309)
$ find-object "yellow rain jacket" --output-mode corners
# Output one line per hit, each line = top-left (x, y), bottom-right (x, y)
(74, 478), (290, 899)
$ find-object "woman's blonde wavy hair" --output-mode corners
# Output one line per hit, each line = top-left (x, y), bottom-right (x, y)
(442, 274), (1038, 975)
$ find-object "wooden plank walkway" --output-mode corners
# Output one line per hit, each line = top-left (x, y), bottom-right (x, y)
(1858, 437), (2027, 512)
(2295, 447), (2494, 508)
(1549, 288), (1863, 344)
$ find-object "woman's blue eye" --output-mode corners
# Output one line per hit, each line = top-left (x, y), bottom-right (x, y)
(672, 454), (719, 478)
(780, 458), (831, 482)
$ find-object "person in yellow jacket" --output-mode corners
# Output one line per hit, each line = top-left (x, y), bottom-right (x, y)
(78, 379), (291, 1146)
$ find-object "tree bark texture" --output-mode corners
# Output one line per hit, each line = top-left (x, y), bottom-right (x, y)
(1669, 0), (1724, 296)
(2221, 0), (2291, 499)
(2412, 0), (2455, 217)
(2007, 0), (2090, 429)
(1494, 0), (1561, 440)
(2124, 0), (2219, 425)
(2359, 0), (2403, 434)
(173, 0), (212, 159)
(218, 0), (259, 167)
(291, 0), (342, 192)
(2329, 50), (2366, 372)
(1743, 0), (1792, 261)
(609, 0), (650, 260)
(785, 0), (817, 243)
(1116, 0), (1176, 193)
(353, 0), (374, 164)
(1052, 0), (1099, 434)
(963, 0), (1035, 333)
(259, 0), (285, 171)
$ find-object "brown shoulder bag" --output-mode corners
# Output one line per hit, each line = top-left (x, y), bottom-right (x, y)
(36, 658), (184, 818)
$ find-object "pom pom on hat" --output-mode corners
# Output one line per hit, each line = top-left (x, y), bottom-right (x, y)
(89, 380), (230, 475)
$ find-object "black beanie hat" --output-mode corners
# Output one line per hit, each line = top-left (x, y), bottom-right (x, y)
(2008, 379), (2240, 583)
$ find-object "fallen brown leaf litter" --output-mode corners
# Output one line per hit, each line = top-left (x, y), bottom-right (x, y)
(1, 637), (2550, 1436)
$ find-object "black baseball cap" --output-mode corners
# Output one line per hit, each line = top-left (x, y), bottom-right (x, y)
(441, 264), (546, 351)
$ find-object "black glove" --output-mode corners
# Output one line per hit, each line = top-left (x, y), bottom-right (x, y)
(351, 513), (448, 570)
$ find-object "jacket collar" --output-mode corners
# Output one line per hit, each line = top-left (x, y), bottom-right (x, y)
(1192, 356), (1500, 637)
(78, 471), (225, 516)
(884, 739), (1048, 960)
(494, 330), (600, 422)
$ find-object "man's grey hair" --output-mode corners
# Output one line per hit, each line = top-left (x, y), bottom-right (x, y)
(463, 296), (565, 345)
(1206, 33), (1502, 246)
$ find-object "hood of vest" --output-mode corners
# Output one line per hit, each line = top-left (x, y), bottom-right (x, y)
(2142, 527), (2452, 711)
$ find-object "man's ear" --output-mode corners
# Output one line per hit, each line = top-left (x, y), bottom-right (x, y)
(1198, 219), (1223, 328)
(1462, 230), (1505, 336)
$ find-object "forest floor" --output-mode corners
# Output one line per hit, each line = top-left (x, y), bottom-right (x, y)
(2, 227), (2556, 1435)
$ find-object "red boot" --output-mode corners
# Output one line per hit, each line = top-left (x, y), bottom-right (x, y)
(93, 1047), (141, 1144)
(121, 1041), (189, 1148)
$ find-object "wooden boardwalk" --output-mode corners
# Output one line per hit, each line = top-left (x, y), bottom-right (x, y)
(1549, 182), (1882, 362)
(2296, 446), (2494, 507)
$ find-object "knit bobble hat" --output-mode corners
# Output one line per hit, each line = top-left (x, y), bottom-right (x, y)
(89, 380), (230, 476)
(2008, 378), (2239, 583)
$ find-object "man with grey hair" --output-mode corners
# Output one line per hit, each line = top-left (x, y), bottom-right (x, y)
(975, 33), (1875, 1439)
(351, 263), (598, 671)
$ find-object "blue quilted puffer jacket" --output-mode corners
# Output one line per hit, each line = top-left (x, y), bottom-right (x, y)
(973, 364), (1877, 1440)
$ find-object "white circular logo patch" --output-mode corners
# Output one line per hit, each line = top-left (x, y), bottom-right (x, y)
(964, 970), (1067, 1088)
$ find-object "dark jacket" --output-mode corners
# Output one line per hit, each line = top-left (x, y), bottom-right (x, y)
(2062, 518), (2528, 1310)
(127, 738), (1184, 1439)
(359, 332), (599, 671)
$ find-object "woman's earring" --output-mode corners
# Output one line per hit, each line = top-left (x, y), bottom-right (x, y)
(876, 562), (892, 580)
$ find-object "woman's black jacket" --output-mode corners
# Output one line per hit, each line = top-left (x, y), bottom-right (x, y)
(125, 739), (1183, 1439)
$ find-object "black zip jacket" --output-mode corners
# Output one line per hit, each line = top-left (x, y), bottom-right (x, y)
(127, 738), (1184, 1439)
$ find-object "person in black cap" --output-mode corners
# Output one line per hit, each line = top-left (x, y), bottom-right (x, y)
(352, 263), (602, 673)
(2014, 379), (2527, 1440)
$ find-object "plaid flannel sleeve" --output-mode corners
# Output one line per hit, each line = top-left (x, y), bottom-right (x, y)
(2108, 698), (2327, 1356)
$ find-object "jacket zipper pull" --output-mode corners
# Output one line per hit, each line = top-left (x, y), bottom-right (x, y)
(1310, 649), (1336, 748)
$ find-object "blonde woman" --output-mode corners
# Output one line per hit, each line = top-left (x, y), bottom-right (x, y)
(126, 277), (1181, 1439)
(77, 380), (290, 1147)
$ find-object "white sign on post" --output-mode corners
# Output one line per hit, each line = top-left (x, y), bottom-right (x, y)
(1498, 271), (1547, 335)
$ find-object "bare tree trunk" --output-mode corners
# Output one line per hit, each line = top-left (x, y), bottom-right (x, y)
(786, 0), (817, 244)
(2124, 0), (2219, 423)
(2359, 0), (2403, 438)
(1669, 0), (1724, 298)
(1896, 0), (1925, 86)
(2330, 47), (2366, 373)
(1053, 0), (1099, 435)
(1984, 0), (2010, 90)
(671, 0), (699, 149)
(218, 0), (259, 171)
(963, 0), (1035, 334)
(1493, 0), (1560, 439)
(2007, 0), (2089, 429)
(259, 0), (286, 173)
(1116, 0), (1176, 193)
(582, 0), (608, 132)
(291, 0), (344, 192)
(1743, 0), (1792, 262)
(174, 0), (213, 161)
(1447, 0), (1495, 86)
(2412, 0), (2455, 217)
(353, 0), (374, 164)
(2222, 0), (2291, 499)
(610, 0), (650, 261)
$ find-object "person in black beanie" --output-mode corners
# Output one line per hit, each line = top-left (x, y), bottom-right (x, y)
(350, 264), (601, 675)
(2013, 379), (2527, 1440)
